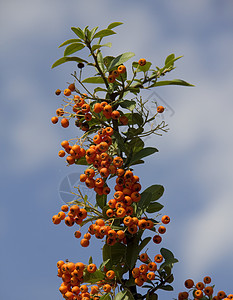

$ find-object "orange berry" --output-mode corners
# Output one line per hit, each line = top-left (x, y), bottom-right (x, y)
(56, 108), (64, 116)
(138, 58), (146, 66)
(64, 88), (71, 96)
(161, 215), (170, 224)
(158, 225), (166, 234)
(68, 83), (75, 91)
(196, 282), (204, 290)
(204, 286), (213, 296)
(51, 116), (58, 124)
(118, 65), (126, 74)
(148, 262), (157, 271)
(103, 284), (111, 293)
(52, 215), (61, 224)
(195, 290), (203, 299)
(184, 279), (194, 288)
(119, 115), (128, 125)
(80, 238), (89, 247)
(157, 105), (164, 113)
(57, 211), (66, 220)
(93, 103), (102, 113)
(147, 272), (155, 280)
(139, 253), (148, 262)
(153, 235), (162, 244)
(112, 70), (119, 77)
(154, 254), (163, 263)
(74, 231), (81, 238)
(203, 276), (211, 284)
(217, 291), (227, 299)
(58, 150), (66, 157)
(61, 118), (69, 128)
(87, 263), (97, 273)
(55, 89), (61, 95)
(106, 270), (115, 279)
(61, 205), (69, 212)
(108, 75), (115, 83)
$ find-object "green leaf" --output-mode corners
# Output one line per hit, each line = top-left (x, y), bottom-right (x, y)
(97, 51), (105, 72)
(165, 54), (175, 66)
(82, 77), (105, 84)
(129, 147), (158, 166)
(164, 54), (183, 68)
(83, 269), (105, 283)
(159, 248), (179, 270)
(119, 100), (136, 111)
(59, 38), (82, 48)
(99, 259), (110, 270)
(94, 87), (108, 93)
(99, 294), (111, 300)
(127, 137), (144, 153)
(51, 56), (88, 69)
(107, 22), (123, 29)
(132, 61), (152, 73)
(64, 43), (85, 56)
(93, 29), (116, 39)
(103, 243), (127, 268)
(96, 194), (107, 209)
(142, 185), (164, 201)
(103, 56), (115, 68)
(115, 290), (134, 300)
(71, 27), (85, 40)
(90, 26), (99, 40)
(146, 202), (164, 213)
(88, 256), (93, 264)
(152, 79), (194, 87)
(75, 156), (88, 165)
(108, 52), (135, 71)
(138, 237), (151, 252)
(91, 42), (112, 52)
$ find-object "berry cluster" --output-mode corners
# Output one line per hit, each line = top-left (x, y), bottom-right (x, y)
(132, 253), (166, 287)
(178, 277), (233, 300)
(57, 259), (117, 300)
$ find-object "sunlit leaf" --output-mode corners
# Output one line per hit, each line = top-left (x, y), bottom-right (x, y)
(93, 29), (116, 39)
(64, 43), (85, 56)
(51, 56), (87, 69)
(59, 38), (82, 48)
(152, 79), (194, 87)
(108, 52), (135, 71)
(107, 22), (123, 29)
(71, 27), (85, 40)
(82, 77), (105, 84)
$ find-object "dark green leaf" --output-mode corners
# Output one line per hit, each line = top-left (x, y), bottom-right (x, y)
(127, 137), (144, 153)
(103, 243), (127, 268)
(129, 147), (158, 166)
(113, 131), (127, 154)
(99, 259), (110, 270)
(83, 269), (105, 283)
(103, 56), (115, 68)
(146, 202), (164, 213)
(152, 79), (194, 87)
(160, 248), (175, 261)
(138, 237), (151, 252)
(126, 235), (140, 269)
(59, 38), (82, 48)
(142, 185), (164, 201)
(108, 52), (135, 71)
(130, 159), (145, 166)
(82, 77), (105, 84)
(88, 256), (93, 264)
(146, 293), (158, 300)
(107, 22), (123, 29)
(93, 29), (116, 39)
(158, 285), (173, 291)
(64, 43), (85, 56)
(51, 56), (88, 69)
(96, 194), (107, 209)
(119, 100), (136, 111)
(71, 27), (85, 40)
(136, 192), (152, 217)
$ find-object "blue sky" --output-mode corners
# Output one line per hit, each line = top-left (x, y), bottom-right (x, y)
(1, 0), (233, 299)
